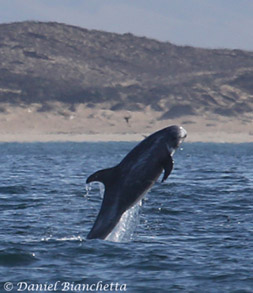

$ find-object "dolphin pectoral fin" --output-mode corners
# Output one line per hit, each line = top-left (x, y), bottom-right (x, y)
(161, 155), (174, 182)
(86, 167), (116, 186)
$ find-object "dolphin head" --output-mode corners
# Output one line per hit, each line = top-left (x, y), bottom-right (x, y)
(165, 125), (187, 154)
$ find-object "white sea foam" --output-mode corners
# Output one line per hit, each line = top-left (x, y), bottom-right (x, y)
(41, 235), (83, 242)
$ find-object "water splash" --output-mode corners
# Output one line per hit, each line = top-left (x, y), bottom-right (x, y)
(87, 182), (141, 242)
(84, 182), (104, 198)
(84, 183), (91, 197)
(98, 182), (105, 198)
(41, 235), (83, 242)
(106, 201), (142, 243)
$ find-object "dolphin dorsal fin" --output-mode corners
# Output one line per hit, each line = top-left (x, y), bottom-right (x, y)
(86, 167), (116, 186)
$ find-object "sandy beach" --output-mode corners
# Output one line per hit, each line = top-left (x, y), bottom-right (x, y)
(0, 103), (252, 143)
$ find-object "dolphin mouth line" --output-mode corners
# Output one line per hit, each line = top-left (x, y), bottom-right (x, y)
(179, 136), (186, 146)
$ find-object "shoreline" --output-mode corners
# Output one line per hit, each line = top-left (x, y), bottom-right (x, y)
(0, 132), (252, 143)
(0, 103), (252, 143)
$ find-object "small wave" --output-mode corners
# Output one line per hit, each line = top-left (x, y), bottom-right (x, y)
(0, 251), (36, 266)
(0, 185), (27, 195)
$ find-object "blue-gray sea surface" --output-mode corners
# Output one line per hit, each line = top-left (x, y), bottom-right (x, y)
(0, 142), (252, 293)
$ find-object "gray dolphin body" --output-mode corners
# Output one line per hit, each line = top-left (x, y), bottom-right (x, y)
(86, 125), (187, 240)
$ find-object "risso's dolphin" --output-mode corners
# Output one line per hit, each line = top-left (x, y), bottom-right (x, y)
(86, 125), (187, 240)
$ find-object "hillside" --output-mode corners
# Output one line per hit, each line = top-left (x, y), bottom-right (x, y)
(0, 21), (253, 119)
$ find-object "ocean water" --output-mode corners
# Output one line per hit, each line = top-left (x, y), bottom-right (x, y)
(0, 141), (252, 293)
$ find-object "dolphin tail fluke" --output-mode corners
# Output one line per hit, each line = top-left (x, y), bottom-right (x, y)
(86, 167), (117, 186)
(86, 167), (121, 240)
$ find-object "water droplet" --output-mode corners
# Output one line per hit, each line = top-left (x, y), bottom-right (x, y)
(84, 183), (91, 197)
